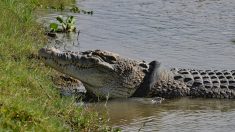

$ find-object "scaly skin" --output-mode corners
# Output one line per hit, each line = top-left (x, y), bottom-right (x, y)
(148, 69), (235, 98)
(39, 47), (235, 99)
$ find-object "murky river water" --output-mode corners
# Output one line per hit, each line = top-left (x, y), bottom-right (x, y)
(91, 98), (235, 132)
(40, 0), (235, 131)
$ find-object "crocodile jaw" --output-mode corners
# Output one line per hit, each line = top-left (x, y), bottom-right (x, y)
(39, 47), (147, 98)
(39, 48), (116, 93)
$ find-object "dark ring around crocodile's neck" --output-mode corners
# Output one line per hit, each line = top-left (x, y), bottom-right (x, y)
(132, 60), (161, 97)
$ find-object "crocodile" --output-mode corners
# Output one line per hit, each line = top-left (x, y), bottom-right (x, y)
(39, 47), (235, 99)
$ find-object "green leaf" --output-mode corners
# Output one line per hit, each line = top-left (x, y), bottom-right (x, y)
(67, 23), (71, 28)
(62, 23), (67, 30)
(56, 16), (64, 23)
(49, 23), (58, 30)
(70, 17), (75, 24)
(70, 26), (76, 31)
(68, 26), (76, 32)
(66, 16), (73, 23)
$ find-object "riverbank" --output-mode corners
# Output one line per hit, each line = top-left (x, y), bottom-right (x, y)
(0, 0), (113, 131)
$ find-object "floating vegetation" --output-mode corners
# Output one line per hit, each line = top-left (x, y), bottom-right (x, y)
(70, 6), (93, 15)
(70, 6), (80, 13)
(49, 15), (76, 33)
(47, 4), (93, 15)
(81, 9), (93, 15)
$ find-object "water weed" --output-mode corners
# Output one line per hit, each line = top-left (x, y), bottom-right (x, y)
(70, 5), (93, 14)
(50, 15), (76, 33)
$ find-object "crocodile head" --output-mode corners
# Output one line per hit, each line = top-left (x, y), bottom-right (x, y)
(39, 47), (149, 98)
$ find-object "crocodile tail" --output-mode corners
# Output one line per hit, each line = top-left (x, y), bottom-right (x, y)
(171, 69), (235, 99)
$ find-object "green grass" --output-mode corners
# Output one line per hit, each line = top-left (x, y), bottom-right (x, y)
(0, 0), (116, 131)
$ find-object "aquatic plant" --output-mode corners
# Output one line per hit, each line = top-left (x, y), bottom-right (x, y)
(70, 6), (80, 13)
(81, 10), (94, 15)
(49, 23), (59, 32)
(50, 15), (76, 33)
(70, 6), (93, 15)
(46, 4), (93, 15)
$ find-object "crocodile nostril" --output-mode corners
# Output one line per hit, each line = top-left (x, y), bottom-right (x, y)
(87, 52), (92, 57)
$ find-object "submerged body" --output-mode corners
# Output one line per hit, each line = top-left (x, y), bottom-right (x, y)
(39, 47), (235, 99)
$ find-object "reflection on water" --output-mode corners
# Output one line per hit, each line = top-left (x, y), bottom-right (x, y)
(40, 0), (235, 131)
(91, 98), (235, 131)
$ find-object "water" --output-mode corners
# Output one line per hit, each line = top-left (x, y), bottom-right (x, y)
(40, 0), (235, 131)
(74, 0), (235, 69)
(91, 98), (235, 132)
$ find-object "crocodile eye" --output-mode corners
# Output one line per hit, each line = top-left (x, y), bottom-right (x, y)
(106, 55), (117, 61)
(91, 51), (103, 56)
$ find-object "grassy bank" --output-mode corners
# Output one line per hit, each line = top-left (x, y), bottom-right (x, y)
(0, 0), (113, 131)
